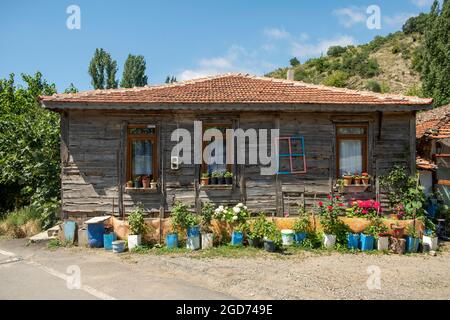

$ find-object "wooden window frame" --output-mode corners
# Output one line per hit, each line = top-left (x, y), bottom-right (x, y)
(127, 124), (158, 181)
(336, 124), (368, 178)
(201, 123), (233, 174)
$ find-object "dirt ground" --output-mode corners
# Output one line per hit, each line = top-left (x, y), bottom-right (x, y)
(114, 246), (450, 300)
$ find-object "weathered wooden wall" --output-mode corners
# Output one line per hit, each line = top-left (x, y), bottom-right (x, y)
(60, 109), (415, 219)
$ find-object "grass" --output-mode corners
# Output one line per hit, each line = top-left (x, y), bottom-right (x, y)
(47, 238), (74, 250)
(0, 207), (42, 238)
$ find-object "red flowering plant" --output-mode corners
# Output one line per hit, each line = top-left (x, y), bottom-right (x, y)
(317, 195), (346, 218)
(346, 199), (381, 219)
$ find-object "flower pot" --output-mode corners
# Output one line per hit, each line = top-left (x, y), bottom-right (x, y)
(361, 178), (370, 186)
(150, 182), (157, 190)
(210, 177), (218, 185)
(323, 234), (336, 249)
(347, 233), (360, 250)
(360, 234), (375, 251)
(225, 177), (232, 185)
(294, 232), (307, 244)
(187, 225), (200, 238)
(281, 229), (295, 246)
(112, 240), (126, 253)
(231, 231), (243, 246)
(264, 239), (277, 252)
(142, 179), (150, 188)
(343, 176), (353, 186)
(353, 178), (361, 185)
(248, 237), (262, 248)
(218, 177), (225, 185)
(128, 234), (141, 251)
(126, 182), (133, 188)
(422, 235), (438, 251)
(103, 232), (116, 250)
(201, 233), (214, 249)
(133, 181), (141, 188)
(166, 233), (178, 249)
(406, 236), (420, 253)
(377, 236), (389, 251)
(186, 235), (200, 250)
(200, 178), (209, 186)
(391, 225), (405, 239)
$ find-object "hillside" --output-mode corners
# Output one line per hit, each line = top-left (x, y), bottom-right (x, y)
(266, 31), (424, 96)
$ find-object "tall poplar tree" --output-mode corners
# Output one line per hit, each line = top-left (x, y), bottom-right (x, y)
(88, 48), (118, 89)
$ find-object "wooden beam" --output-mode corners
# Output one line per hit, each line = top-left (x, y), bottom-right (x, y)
(437, 180), (450, 186)
(410, 111), (417, 175)
(118, 121), (127, 219)
(60, 112), (69, 220)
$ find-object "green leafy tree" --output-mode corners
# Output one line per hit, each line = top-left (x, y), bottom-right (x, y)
(165, 76), (177, 84)
(421, 0), (450, 107)
(289, 57), (300, 67)
(0, 72), (60, 227)
(64, 83), (78, 93)
(120, 54), (148, 88)
(322, 71), (349, 88)
(88, 48), (118, 89)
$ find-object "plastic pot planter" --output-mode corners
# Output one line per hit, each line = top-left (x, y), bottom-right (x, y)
(347, 233), (360, 250)
(323, 234), (336, 249)
(406, 236), (420, 253)
(201, 233), (214, 249)
(263, 239), (277, 252)
(225, 177), (233, 185)
(103, 232), (117, 250)
(281, 229), (295, 246)
(294, 232), (307, 244)
(128, 234), (141, 251)
(186, 225), (200, 250)
(360, 234), (375, 251)
(231, 231), (244, 246)
(210, 177), (218, 185)
(166, 233), (178, 249)
(422, 235), (438, 251)
(377, 236), (389, 251)
(248, 237), (262, 248)
(112, 240), (126, 253)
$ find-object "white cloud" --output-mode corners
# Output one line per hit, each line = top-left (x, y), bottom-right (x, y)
(291, 35), (356, 57)
(263, 27), (290, 40)
(333, 7), (366, 28)
(383, 13), (416, 28)
(178, 45), (273, 81)
(411, 0), (434, 8)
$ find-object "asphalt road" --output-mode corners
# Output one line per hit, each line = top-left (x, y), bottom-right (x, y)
(0, 239), (233, 300)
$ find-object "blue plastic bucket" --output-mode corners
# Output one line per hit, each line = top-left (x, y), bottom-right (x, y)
(87, 223), (105, 248)
(406, 236), (420, 253)
(347, 233), (360, 250)
(103, 233), (116, 250)
(294, 232), (307, 244)
(360, 234), (375, 251)
(112, 240), (126, 253)
(166, 233), (178, 249)
(187, 225), (200, 238)
(231, 231), (243, 246)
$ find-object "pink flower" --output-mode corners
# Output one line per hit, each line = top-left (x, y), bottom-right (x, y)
(327, 195), (332, 200)
(362, 210), (368, 214)
(338, 203), (344, 207)
(327, 205), (333, 211)
(318, 201), (323, 207)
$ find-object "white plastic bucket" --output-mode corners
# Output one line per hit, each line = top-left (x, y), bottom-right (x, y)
(423, 235), (438, 251)
(281, 229), (295, 246)
(187, 235), (200, 250)
(201, 233), (214, 249)
(323, 234), (336, 249)
(377, 237), (389, 251)
(127, 234), (141, 251)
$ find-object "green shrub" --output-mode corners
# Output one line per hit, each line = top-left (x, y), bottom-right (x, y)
(366, 80), (382, 93)
(170, 201), (199, 233)
(327, 46), (347, 57)
(322, 71), (349, 87)
(128, 203), (147, 235)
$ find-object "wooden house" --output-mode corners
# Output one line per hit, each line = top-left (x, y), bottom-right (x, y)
(40, 74), (432, 220)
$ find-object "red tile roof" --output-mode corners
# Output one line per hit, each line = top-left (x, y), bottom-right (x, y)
(41, 74), (432, 107)
(416, 156), (437, 171)
(416, 104), (450, 139)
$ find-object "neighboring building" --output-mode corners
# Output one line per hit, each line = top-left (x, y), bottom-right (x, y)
(40, 74), (432, 220)
(417, 104), (450, 203)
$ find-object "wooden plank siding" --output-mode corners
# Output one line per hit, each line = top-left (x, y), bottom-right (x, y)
(60, 109), (416, 219)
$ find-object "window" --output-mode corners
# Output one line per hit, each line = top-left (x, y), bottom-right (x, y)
(202, 124), (232, 175)
(127, 125), (157, 181)
(277, 136), (307, 174)
(336, 125), (367, 177)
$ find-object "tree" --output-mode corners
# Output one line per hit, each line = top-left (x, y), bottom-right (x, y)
(289, 57), (300, 67)
(120, 54), (148, 88)
(327, 46), (347, 57)
(165, 76), (177, 84)
(0, 72), (60, 227)
(421, 0), (450, 107)
(64, 83), (78, 93)
(88, 48), (118, 89)
(402, 13), (429, 35)
(322, 71), (349, 88)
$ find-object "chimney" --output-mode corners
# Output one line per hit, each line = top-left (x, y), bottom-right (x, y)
(287, 68), (295, 81)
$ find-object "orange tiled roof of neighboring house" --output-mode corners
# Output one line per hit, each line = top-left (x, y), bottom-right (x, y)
(416, 104), (450, 139)
(40, 73), (433, 107)
(416, 156), (437, 171)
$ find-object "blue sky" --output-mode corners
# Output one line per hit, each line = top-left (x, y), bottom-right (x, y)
(0, 0), (435, 92)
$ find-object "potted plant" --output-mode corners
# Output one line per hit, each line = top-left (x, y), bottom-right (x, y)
(214, 203), (250, 246)
(142, 175), (150, 189)
(217, 171), (225, 185)
(127, 203), (147, 251)
(342, 172), (353, 186)
(126, 180), (133, 188)
(224, 171), (233, 185)
(200, 202), (215, 249)
(406, 224), (420, 253)
(321, 217), (337, 249)
(391, 222), (405, 238)
(421, 217), (438, 251)
(210, 171), (219, 185)
(263, 220), (282, 252)
(318, 195), (346, 249)
(150, 179), (157, 190)
(361, 225), (377, 251)
(200, 173), (210, 186)
(133, 176), (142, 188)
(372, 219), (389, 251)
(353, 174), (361, 185)
(361, 173), (370, 186)
(347, 232), (360, 250)
(171, 201), (200, 250)
(248, 213), (266, 248)
(293, 214), (310, 244)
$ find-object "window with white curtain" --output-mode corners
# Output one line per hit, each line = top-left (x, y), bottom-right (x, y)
(336, 125), (367, 177)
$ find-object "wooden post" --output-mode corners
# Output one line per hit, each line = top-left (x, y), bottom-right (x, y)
(60, 111), (69, 220)
(274, 115), (282, 216)
(159, 121), (166, 245)
(118, 121), (127, 220)
(410, 111), (417, 176)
